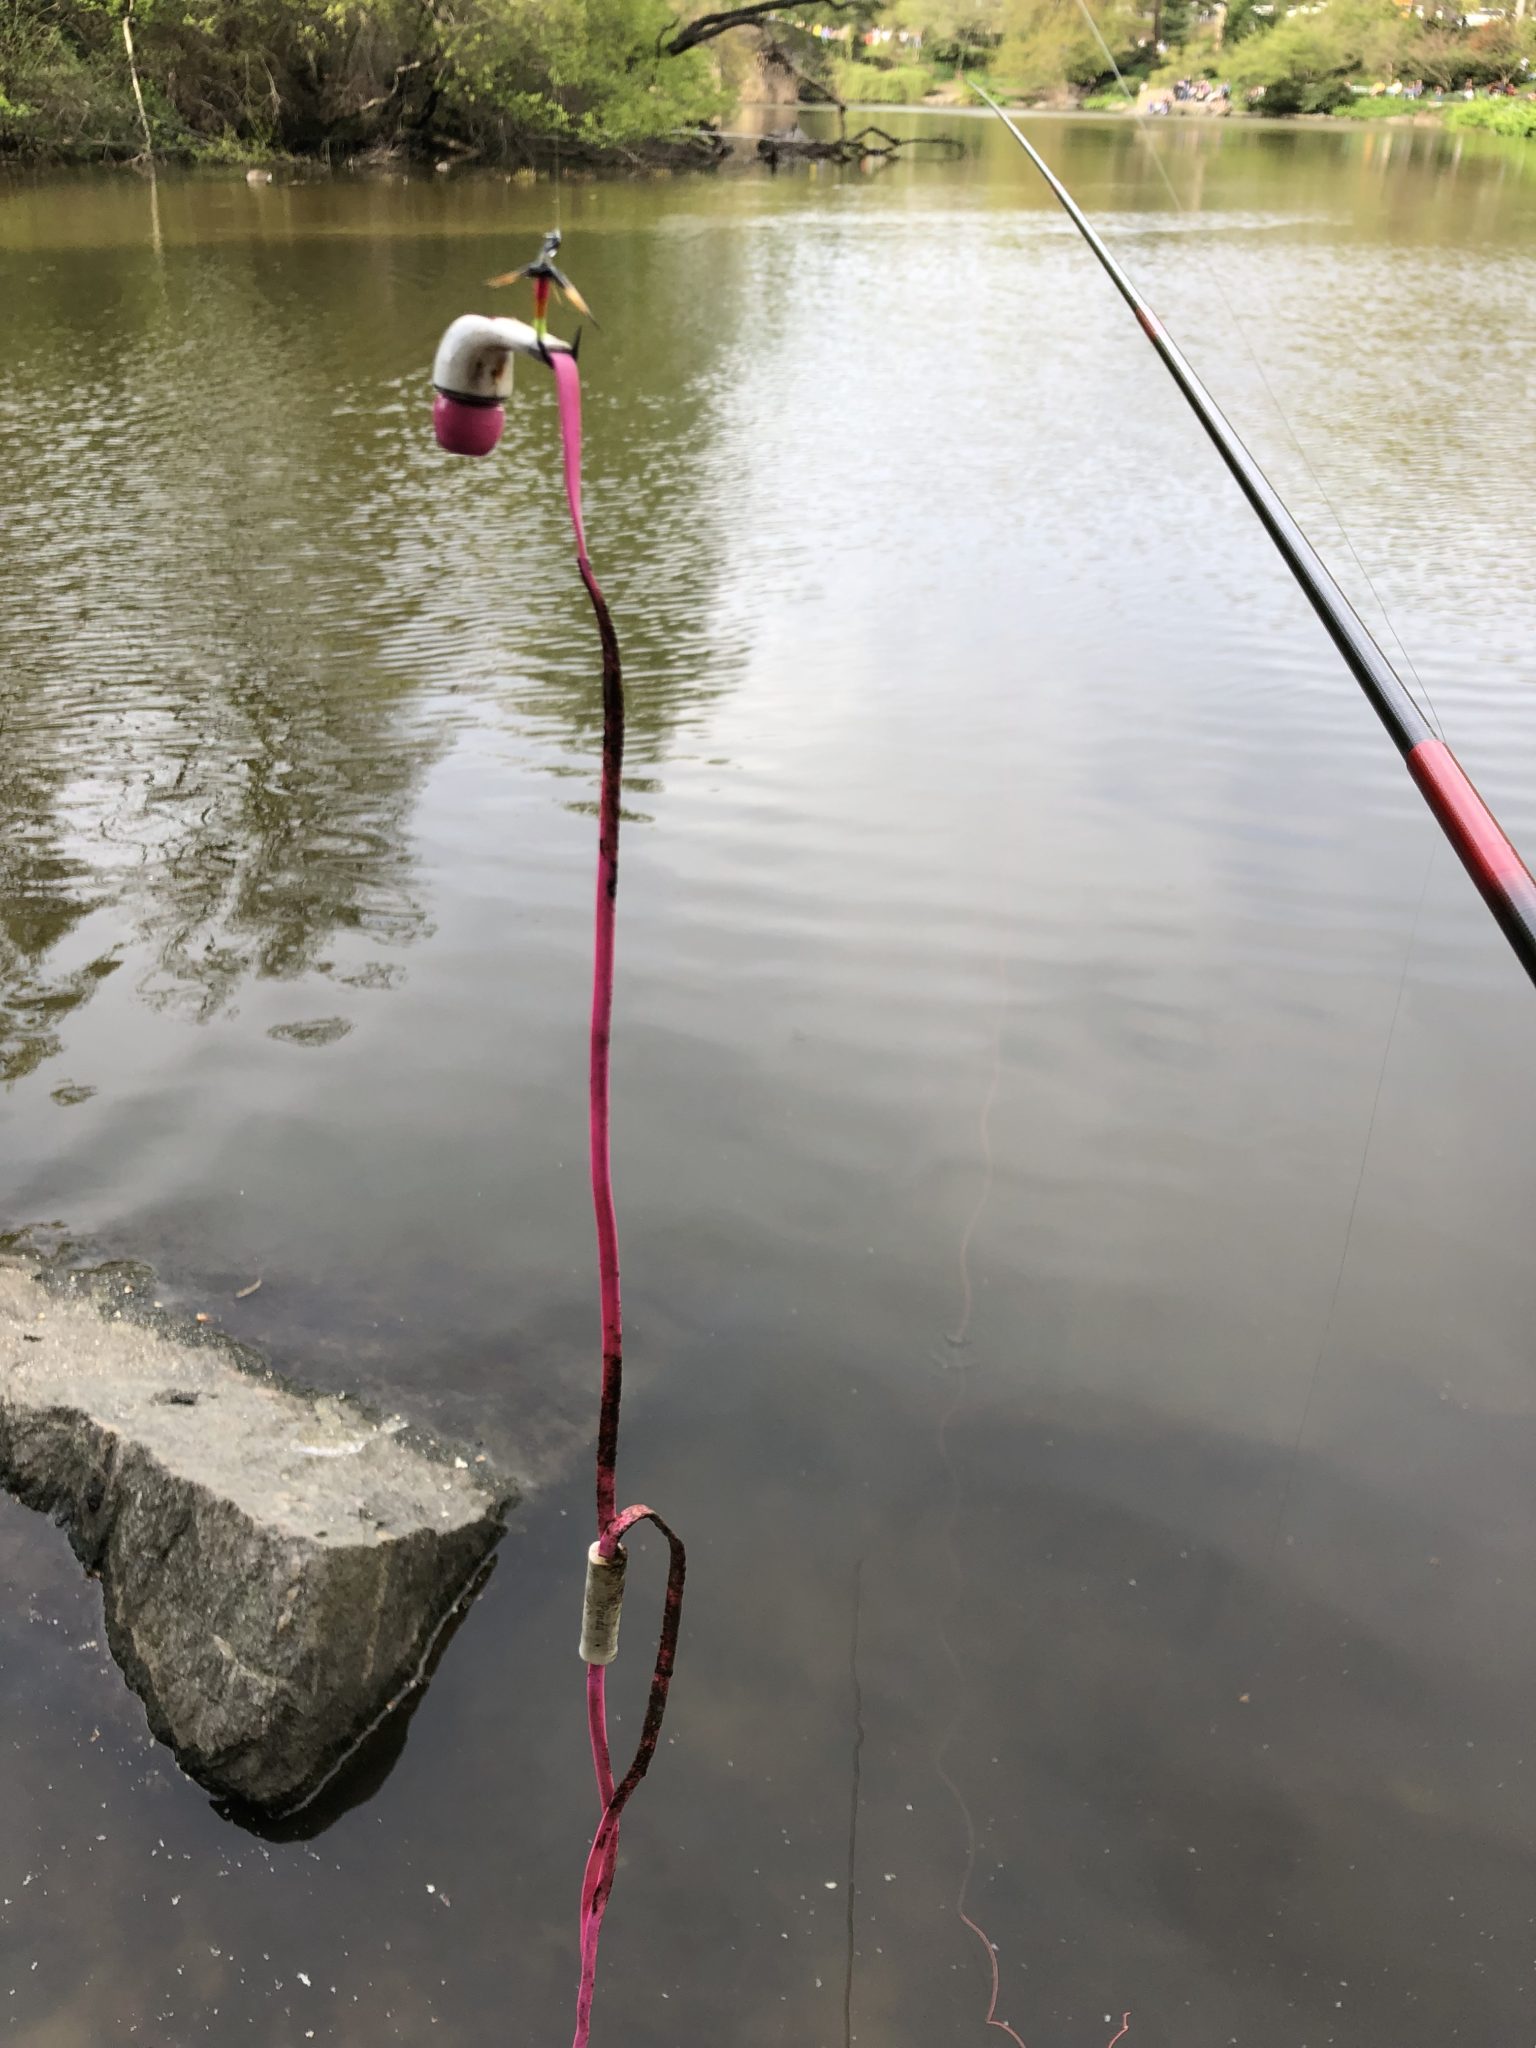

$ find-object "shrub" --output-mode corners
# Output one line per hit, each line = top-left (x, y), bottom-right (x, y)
(1231, 0), (1414, 116)
(1444, 95), (1536, 139)
(830, 59), (937, 103)
(1331, 94), (1422, 118)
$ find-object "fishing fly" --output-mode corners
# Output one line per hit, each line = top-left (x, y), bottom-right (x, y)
(487, 226), (597, 343)
(431, 233), (684, 2048)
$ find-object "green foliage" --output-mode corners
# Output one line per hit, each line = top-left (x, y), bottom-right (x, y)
(441, 0), (724, 149)
(1144, 21), (1224, 83)
(995, 0), (1140, 98)
(0, 3), (130, 153)
(829, 56), (936, 100)
(1251, 72), (1353, 114)
(1159, 0), (1192, 50)
(965, 0), (1536, 115)
(1221, 0), (1263, 48)
(1227, 0), (1416, 114)
(886, 0), (1002, 66)
(9, 0), (1535, 157)
(0, 0), (728, 161)
(1331, 91), (1422, 117)
(1445, 94), (1536, 139)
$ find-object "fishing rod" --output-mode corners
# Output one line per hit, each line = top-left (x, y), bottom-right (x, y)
(969, 81), (1536, 992)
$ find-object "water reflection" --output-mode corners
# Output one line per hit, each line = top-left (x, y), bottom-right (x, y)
(0, 179), (767, 1059)
(0, 752), (116, 1083)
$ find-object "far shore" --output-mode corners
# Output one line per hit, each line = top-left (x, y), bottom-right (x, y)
(0, 92), (1502, 180)
(797, 95), (1478, 136)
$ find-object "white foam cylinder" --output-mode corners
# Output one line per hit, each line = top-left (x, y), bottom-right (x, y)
(431, 313), (572, 398)
(579, 1541), (628, 1666)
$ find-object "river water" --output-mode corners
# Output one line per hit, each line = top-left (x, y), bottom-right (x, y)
(2, 111), (1534, 2046)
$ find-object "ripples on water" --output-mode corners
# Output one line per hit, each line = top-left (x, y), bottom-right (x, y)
(1, 117), (1534, 2046)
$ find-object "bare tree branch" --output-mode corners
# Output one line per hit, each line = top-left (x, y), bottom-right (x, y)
(752, 122), (961, 161)
(663, 0), (863, 59)
(356, 57), (426, 116)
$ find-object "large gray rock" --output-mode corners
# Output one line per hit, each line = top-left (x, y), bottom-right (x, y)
(0, 1268), (511, 1814)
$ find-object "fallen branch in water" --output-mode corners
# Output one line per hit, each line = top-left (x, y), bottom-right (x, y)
(754, 123), (964, 163)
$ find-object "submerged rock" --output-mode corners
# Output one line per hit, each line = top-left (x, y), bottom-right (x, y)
(0, 1267), (511, 1814)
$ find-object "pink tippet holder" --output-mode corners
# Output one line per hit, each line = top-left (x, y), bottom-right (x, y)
(429, 320), (686, 2048)
(543, 343), (687, 2048)
(432, 390), (505, 458)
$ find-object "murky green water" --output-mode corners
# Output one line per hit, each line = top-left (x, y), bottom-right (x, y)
(3, 111), (1535, 2046)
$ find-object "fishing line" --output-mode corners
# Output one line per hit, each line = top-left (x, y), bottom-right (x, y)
(935, 1367), (1131, 2048)
(843, 1555), (866, 2048)
(1265, 840), (1436, 1567)
(1058, 0), (1444, 742)
(934, 1361), (1026, 2048)
(931, 938), (1131, 2048)
(1212, 840), (1437, 1744)
(946, 974), (1005, 1351)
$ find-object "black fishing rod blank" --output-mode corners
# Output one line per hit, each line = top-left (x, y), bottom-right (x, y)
(971, 81), (1536, 991)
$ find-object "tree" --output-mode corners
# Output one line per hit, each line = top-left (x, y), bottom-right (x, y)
(1228, 0), (1418, 107)
(887, 0), (1004, 65)
(1157, 0), (1190, 48)
(0, 0), (742, 157)
(996, 0), (1140, 93)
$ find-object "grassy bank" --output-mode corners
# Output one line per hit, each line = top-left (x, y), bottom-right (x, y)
(1313, 92), (1536, 131)
(1331, 94), (1431, 119)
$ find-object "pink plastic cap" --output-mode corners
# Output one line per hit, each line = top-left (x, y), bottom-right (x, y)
(433, 391), (505, 458)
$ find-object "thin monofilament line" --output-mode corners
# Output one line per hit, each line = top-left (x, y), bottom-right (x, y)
(1265, 842), (1436, 1566)
(947, 1022), (1004, 1349)
(935, 1369), (1028, 2048)
(843, 1557), (866, 2048)
(934, 953), (1010, 2019)
(1059, 0), (1444, 740)
(933, 950), (1130, 2048)
(935, 1379), (1132, 2048)
(931, 948), (1023, 2041)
